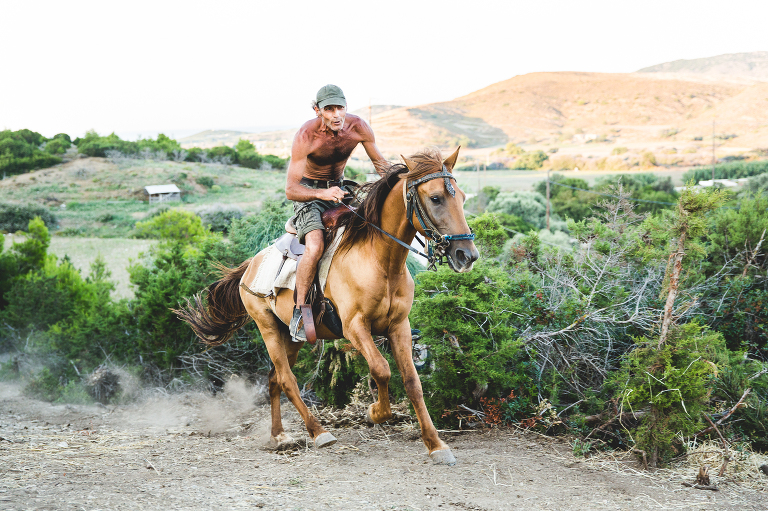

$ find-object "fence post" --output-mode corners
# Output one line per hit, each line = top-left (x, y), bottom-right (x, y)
(546, 169), (551, 230)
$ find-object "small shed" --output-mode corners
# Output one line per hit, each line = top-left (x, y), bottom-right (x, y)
(144, 184), (181, 205)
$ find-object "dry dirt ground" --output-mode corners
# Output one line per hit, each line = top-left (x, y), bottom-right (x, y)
(1, 381), (766, 511)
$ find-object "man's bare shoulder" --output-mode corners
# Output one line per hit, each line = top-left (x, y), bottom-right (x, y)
(295, 118), (322, 139)
(345, 114), (373, 139)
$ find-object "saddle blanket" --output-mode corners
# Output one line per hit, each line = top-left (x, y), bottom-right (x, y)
(246, 227), (344, 298)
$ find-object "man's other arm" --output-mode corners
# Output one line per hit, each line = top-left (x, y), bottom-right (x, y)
(358, 120), (388, 177)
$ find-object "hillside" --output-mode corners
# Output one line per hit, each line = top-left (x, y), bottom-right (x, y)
(637, 51), (768, 81)
(179, 57), (768, 157)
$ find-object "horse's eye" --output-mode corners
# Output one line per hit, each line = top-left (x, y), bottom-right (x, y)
(430, 196), (441, 204)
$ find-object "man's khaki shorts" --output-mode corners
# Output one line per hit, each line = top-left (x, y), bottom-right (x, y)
(292, 198), (335, 244)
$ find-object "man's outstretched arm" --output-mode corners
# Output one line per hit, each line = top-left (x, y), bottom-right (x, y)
(359, 120), (388, 176)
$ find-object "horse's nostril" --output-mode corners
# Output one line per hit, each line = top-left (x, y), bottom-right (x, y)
(455, 249), (469, 267)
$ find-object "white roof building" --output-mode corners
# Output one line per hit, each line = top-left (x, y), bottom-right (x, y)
(144, 184), (181, 204)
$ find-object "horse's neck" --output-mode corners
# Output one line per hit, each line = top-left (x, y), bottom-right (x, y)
(372, 178), (415, 273)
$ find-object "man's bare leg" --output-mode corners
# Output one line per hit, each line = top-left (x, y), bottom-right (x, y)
(295, 229), (325, 306)
(291, 229), (325, 341)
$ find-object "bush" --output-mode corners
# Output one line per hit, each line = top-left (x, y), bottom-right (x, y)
(613, 324), (728, 466)
(197, 205), (244, 233)
(683, 159), (768, 184)
(612, 147), (628, 155)
(512, 150), (548, 170)
(0, 130), (63, 176)
(263, 154), (288, 170)
(487, 191), (551, 228)
(640, 151), (657, 167)
(0, 203), (57, 232)
(411, 260), (536, 427)
(133, 209), (205, 240)
(237, 150), (264, 169)
(196, 176), (214, 188)
(44, 137), (71, 155)
(206, 146), (237, 163)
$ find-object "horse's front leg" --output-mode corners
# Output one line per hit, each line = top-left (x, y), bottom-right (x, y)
(388, 321), (456, 465)
(345, 318), (393, 424)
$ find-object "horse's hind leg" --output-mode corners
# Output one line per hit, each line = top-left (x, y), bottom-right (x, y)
(265, 338), (304, 448)
(388, 321), (455, 465)
(244, 296), (336, 448)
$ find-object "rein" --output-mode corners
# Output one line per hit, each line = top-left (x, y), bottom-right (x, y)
(342, 167), (475, 271)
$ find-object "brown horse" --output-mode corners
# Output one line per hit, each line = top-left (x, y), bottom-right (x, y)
(177, 148), (479, 465)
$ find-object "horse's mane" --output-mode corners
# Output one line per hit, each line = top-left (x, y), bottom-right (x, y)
(329, 148), (449, 253)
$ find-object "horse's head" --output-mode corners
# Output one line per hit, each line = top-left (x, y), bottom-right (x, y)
(401, 147), (480, 273)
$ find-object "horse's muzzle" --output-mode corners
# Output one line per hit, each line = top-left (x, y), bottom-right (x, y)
(448, 242), (479, 273)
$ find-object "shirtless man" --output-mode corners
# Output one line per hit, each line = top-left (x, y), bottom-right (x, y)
(286, 84), (387, 341)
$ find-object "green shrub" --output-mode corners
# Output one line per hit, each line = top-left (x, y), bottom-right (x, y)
(613, 324), (726, 466)
(198, 205), (243, 233)
(0, 203), (57, 232)
(210, 184), (222, 193)
(263, 154), (288, 170)
(207, 146), (236, 162)
(345, 166), (367, 182)
(23, 367), (64, 402)
(640, 151), (657, 167)
(411, 260), (536, 427)
(0, 130), (62, 176)
(612, 147), (628, 155)
(237, 150), (264, 169)
(683, 159), (768, 184)
(227, 199), (292, 259)
(196, 176), (214, 188)
(133, 209), (205, 240)
(44, 138), (71, 155)
(512, 150), (548, 170)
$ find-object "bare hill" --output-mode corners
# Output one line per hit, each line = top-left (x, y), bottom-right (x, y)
(365, 71), (768, 153)
(179, 67), (768, 156)
(637, 51), (768, 81)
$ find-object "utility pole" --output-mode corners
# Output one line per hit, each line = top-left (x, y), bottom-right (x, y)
(546, 168), (551, 230)
(712, 119), (716, 182)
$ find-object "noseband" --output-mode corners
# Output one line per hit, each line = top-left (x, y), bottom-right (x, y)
(403, 166), (475, 270)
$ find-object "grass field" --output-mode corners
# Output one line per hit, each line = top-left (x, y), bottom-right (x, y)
(1, 157), (287, 237)
(5, 234), (156, 299)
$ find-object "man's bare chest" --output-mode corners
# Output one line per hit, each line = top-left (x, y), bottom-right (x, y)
(307, 136), (360, 167)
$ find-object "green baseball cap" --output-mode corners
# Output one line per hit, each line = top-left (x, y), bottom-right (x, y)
(316, 84), (347, 109)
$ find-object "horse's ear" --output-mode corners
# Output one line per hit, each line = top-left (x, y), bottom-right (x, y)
(400, 154), (418, 172)
(443, 146), (461, 171)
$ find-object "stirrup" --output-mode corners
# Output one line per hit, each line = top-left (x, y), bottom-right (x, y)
(289, 307), (306, 342)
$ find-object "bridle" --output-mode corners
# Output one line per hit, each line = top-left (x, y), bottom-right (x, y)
(402, 166), (475, 270)
(341, 166), (474, 271)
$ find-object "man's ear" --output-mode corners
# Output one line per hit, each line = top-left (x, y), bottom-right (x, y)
(443, 146), (460, 171)
(400, 155), (418, 173)
(313, 105), (321, 117)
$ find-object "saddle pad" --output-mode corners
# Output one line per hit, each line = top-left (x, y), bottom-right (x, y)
(247, 227), (345, 298)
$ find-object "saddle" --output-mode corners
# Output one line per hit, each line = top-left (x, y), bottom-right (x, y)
(274, 204), (353, 344)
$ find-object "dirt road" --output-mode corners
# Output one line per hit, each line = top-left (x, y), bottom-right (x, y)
(1, 382), (766, 511)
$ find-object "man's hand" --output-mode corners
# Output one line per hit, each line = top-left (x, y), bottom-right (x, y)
(318, 186), (347, 203)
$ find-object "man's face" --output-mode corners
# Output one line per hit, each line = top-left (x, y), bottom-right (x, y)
(316, 104), (346, 132)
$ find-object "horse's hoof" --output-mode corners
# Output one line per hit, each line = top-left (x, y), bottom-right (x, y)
(366, 404), (393, 424)
(430, 448), (457, 466)
(314, 432), (337, 448)
(266, 432), (294, 450)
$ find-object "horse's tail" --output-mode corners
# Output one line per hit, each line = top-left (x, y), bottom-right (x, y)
(173, 258), (252, 347)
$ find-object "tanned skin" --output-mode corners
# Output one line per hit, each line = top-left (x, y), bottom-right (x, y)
(286, 103), (387, 307)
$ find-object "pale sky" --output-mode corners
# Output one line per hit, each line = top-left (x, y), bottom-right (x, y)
(2, 0), (767, 140)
